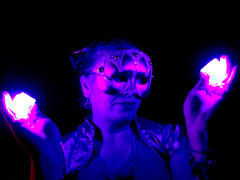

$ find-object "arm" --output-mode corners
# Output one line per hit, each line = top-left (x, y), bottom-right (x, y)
(29, 123), (63, 180)
(167, 131), (216, 180)
(183, 56), (237, 179)
(169, 152), (217, 180)
(169, 153), (194, 180)
(30, 148), (61, 180)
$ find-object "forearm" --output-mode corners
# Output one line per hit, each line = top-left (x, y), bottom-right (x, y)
(187, 127), (217, 179)
(188, 127), (209, 162)
(30, 152), (62, 180)
(170, 149), (216, 180)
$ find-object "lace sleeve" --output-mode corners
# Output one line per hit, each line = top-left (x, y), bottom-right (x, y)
(162, 124), (189, 159)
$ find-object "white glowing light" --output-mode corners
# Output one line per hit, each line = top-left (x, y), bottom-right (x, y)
(11, 92), (36, 119)
(200, 57), (229, 87)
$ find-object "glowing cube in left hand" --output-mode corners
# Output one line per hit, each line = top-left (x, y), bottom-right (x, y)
(200, 56), (229, 87)
(11, 92), (36, 119)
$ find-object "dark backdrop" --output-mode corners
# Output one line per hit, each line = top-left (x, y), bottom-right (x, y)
(0, 4), (240, 179)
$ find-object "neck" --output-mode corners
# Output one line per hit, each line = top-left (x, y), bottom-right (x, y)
(92, 113), (133, 146)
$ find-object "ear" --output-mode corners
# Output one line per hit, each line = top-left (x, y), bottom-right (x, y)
(80, 75), (90, 98)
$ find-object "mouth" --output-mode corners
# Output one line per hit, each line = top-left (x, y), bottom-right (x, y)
(115, 101), (138, 108)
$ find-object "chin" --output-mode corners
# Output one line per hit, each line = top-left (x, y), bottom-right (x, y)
(111, 108), (137, 122)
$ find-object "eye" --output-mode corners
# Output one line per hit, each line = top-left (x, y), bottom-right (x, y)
(112, 74), (128, 83)
(136, 77), (149, 85)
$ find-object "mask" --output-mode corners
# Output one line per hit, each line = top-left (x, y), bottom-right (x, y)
(91, 49), (153, 98)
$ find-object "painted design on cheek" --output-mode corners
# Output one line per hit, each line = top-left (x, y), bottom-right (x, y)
(92, 49), (153, 98)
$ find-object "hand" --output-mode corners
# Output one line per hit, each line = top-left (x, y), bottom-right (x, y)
(0, 91), (62, 179)
(0, 91), (61, 159)
(0, 92), (63, 180)
(183, 56), (237, 149)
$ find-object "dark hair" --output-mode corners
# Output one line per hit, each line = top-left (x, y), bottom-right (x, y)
(70, 39), (139, 111)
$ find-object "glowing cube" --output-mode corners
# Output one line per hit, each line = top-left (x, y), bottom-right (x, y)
(11, 92), (36, 119)
(200, 57), (229, 87)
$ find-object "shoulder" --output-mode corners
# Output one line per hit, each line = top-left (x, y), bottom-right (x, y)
(61, 129), (77, 164)
(61, 121), (86, 151)
(136, 116), (188, 157)
(136, 116), (161, 131)
(136, 116), (185, 135)
(61, 119), (95, 154)
(61, 120), (95, 176)
(161, 124), (189, 157)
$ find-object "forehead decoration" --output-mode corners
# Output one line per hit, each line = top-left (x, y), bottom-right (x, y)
(91, 49), (153, 98)
(93, 49), (152, 76)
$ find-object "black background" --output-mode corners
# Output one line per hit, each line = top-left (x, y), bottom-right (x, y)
(0, 3), (240, 179)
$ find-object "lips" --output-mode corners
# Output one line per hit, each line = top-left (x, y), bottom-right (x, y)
(115, 98), (138, 104)
(115, 100), (138, 109)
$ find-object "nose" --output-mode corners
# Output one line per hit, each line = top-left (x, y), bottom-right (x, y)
(123, 77), (137, 96)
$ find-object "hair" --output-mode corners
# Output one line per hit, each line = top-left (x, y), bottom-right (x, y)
(70, 39), (140, 111)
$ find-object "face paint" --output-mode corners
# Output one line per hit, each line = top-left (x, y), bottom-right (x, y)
(91, 49), (153, 98)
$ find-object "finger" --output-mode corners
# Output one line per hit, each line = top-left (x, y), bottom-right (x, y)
(0, 92), (32, 127)
(0, 91), (16, 126)
(1, 96), (49, 150)
(225, 65), (238, 91)
(193, 72), (213, 96)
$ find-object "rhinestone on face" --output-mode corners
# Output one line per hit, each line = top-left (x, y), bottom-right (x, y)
(149, 61), (152, 65)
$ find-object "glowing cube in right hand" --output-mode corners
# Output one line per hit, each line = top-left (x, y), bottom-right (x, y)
(200, 56), (229, 87)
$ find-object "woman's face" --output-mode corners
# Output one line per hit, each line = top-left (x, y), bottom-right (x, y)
(81, 53), (149, 123)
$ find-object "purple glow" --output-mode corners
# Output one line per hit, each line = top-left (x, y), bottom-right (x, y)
(200, 56), (230, 87)
(7, 92), (36, 119)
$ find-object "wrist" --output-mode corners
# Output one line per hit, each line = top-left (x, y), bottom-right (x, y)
(188, 129), (208, 149)
(189, 145), (214, 162)
(189, 152), (217, 179)
(189, 144), (218, 179)
(187, 127), (210, 163)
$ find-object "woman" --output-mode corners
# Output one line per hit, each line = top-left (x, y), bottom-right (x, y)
(0, 39), (237, 179)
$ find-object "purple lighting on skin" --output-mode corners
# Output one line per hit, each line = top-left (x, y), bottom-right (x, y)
(6, 92), (36, 119)
(200, 56), (230, 87)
